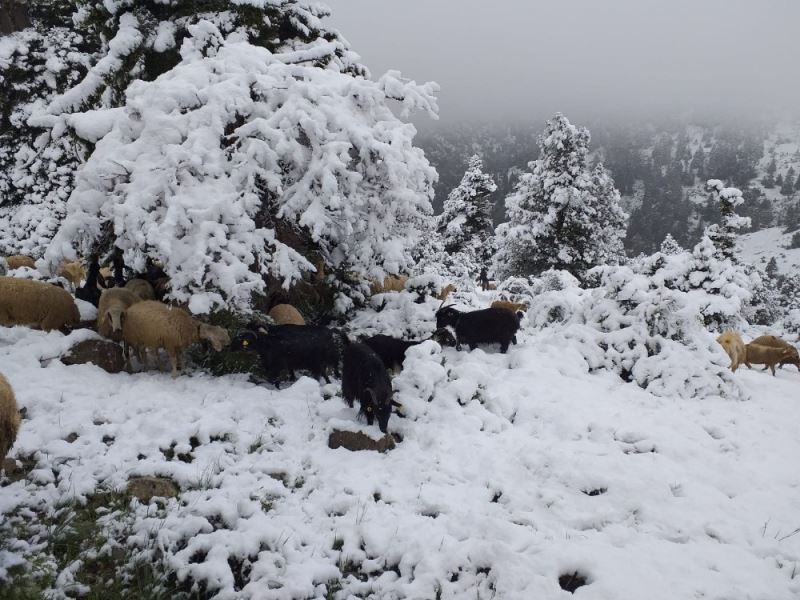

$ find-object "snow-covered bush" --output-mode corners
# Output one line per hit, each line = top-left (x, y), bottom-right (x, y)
(41, 19), (438, 313)
(517, 246), (750, 400)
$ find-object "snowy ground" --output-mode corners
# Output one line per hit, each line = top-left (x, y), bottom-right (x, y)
(1, 303), (800, 598)
(738, 226), (800, 273)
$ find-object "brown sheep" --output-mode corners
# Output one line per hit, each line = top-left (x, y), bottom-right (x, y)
(370, 276), (408, 295)
(437, 283), (456, 302)
(125, 278), (156, 301)
(750, 335), (800, 371)
(121, 301), (230, 377)
(0, 372), (20, 462)
(491, 300), (528, 314)
(4, 255), (36, 270)
(744, 344), (795, 376)
(58, 261), (86, 289)
(0, 277), (80, 331)
(268, 304), (305, 325)
(97, 288), (142, 340)
(716, 331), (746, 372)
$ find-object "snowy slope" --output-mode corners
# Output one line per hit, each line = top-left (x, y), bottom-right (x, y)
(738, 226), (800, 273)
(1, 316), (799, 598)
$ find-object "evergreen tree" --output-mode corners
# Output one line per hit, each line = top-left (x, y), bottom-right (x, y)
(36, 2), (438, 312)
(1, 0), (368, 256)
(795, 172), (800, 191)
(765, 256), (779, 280)
(781, 168), (796, 196)
(689, 148), (706, 182)
(705, 179), (750, 261)
(437, 154), (498, 270)
(766, 157), (777, 175)
(776, 173), (784, 188)
(495, 114), (628, 279)
(659, 233), (683, 255)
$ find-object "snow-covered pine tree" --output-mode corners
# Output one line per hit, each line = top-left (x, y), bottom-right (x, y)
(494, 113), (628, 280)
(437, 154), (497, 272)
(1, 0), (369, 255)
(705, 179), (750, 262)
(659, 233), (684, 255)
(40, 4), (439, 313)
(765, 256), (779, 280)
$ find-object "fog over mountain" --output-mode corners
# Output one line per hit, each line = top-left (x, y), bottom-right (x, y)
(324, 0), (800, 126)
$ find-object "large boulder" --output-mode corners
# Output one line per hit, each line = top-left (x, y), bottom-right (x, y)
(328, 429), (396, 453)
(61, 339), (125, 374)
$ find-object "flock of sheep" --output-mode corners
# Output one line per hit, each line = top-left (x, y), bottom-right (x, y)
(0, 254), (528, 466)
(716, 331), (800, 375)
(6, 248), (795, 474)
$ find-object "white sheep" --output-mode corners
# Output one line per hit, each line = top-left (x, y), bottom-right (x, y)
(0, 277), (80, 331)
(97, 288), (142, 340)
(124, 278), (156, 301)
(0, 372), (20, 462)
(268, 304), (306, 325)
(121, 301), (230, 377)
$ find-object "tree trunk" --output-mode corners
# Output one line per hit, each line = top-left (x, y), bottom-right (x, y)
(0, 1), (29, 34)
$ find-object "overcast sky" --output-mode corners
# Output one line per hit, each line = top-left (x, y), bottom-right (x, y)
(323, 0), (800, 126)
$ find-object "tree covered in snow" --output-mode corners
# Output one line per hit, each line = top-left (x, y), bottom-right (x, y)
(0, 2), (95, 254)
(437, 154), (497, 270)
(705, 179), (749, 262)
(30, 3), (439, 313)
(495, 114), (628, 280)
(659, 233), (683, 255)
(1, 0), (370, 256)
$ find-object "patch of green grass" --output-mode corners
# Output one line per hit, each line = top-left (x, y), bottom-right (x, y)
(0, 491), (185, 599)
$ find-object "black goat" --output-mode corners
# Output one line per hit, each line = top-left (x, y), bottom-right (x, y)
(342, 341), (393, 433)
(230, 325), (340, 388)
(435, 306), (520, 353)
(361, 328), (458, 371)
(75, 257), (103, 307)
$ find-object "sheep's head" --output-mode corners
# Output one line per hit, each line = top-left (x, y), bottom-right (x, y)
(199, 324), (230, 352)
(106, 306), (126, 333)
(231, 330), (258, 352)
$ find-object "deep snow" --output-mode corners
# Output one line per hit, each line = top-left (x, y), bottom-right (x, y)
(1, 311), (799, 599)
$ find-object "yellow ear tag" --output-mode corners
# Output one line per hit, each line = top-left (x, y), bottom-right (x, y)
(242, 340), (250, 347)
(366, 406), (372, 412)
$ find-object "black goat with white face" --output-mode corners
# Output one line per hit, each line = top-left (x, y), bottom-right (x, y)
(435, 306), (520, 353)
(342, 341), (393, 433)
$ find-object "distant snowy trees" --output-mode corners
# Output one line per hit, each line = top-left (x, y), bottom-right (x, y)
(5, 1), (440, 312)
(436, 154), (497, 274)
(495, 114), (628, 280)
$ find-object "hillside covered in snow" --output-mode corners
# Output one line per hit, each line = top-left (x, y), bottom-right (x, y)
(2, 285), (800, 599)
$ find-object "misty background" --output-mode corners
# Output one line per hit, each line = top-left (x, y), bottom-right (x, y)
(324, 0), (800, 125)
(325, 0), (800, 255)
